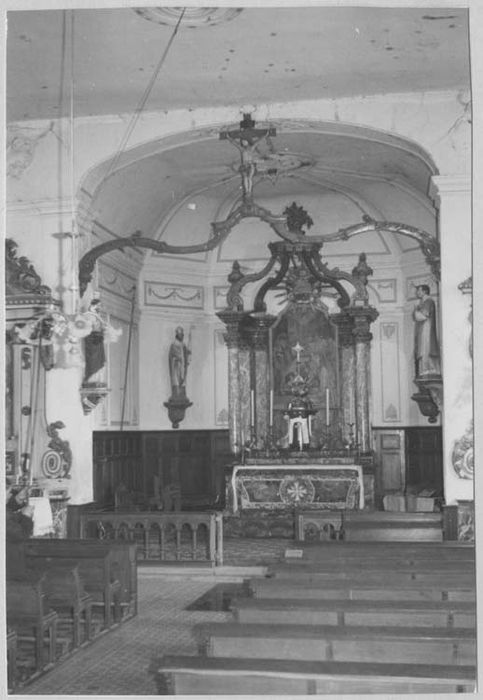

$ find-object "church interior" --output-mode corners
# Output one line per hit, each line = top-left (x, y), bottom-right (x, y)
(4, 4), (477, 696)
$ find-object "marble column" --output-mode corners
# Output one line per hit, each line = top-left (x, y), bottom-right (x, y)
(348, 307), (378, 454)
(332, 313), (356, 444)
(247, 315), (276, 447)
(216, 310), (244, 455)
(238, 340), (252, 448)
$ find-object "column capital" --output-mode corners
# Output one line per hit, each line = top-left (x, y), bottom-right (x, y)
(331, 312), (355, 347)
(429, 175), (471, 205)
(345, 306), (379, 343)
(216, 309), (247, 348)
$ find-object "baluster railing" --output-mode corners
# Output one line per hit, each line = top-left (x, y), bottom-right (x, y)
(79, 511), (222, 565)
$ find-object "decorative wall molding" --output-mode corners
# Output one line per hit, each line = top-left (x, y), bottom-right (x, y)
(452, 421), (473, 480)
(99, 262), (137, 302)
(214, 286), (229, 310)
(368, 279), (397, 304)
(380, 322), (401, 423)
(7, 122), (55, 179)
(144, 281), (204, 309)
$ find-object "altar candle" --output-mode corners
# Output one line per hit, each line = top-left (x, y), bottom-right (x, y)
(250, 390), (255, 427)
(269, 389), (274, 427)
(326, 388), (330, 426)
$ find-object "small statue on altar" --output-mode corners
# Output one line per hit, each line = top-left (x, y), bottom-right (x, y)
(280, 383), (316, 451)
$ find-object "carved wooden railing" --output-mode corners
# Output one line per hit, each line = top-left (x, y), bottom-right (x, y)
(79, 511), (223, 566)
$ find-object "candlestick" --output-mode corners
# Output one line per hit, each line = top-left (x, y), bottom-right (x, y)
(250, 389), (255, 427)
(326, 388), (330, 427)
(269, 389), (274, 427)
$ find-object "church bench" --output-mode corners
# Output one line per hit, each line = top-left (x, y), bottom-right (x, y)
(193, 621), (476, 666)
(250, 578), (476, 602)
(262, 566), (476, 586)
(6, 572), (58, 673)
(24, 542), (121, 629)
(26, 560), (93, 649)
(152, 655), (476, 695)
(288, 540), (475, 559)
(25, 538), (138, 620)
(233, 597), (476, 629)
(7, 628), (18, 692)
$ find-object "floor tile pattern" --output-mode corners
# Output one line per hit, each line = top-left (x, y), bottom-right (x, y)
(17, 538), (286, 696)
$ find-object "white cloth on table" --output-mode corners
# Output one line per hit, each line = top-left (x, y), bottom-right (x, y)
(28, 496), (54, 536)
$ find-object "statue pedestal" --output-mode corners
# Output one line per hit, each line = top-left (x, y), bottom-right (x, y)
(164, 387), (192, 429)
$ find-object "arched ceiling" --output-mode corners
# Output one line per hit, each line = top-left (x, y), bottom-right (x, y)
(89, 123), (438, 269)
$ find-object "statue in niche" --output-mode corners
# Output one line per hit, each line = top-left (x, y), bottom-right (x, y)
(413, 285), (441, 377)
(169, 326), (191, 397)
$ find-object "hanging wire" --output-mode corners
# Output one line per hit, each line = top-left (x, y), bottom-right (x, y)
(96, 7), (186, 193)
(120, 286), (137, 431)
(69, 9), (80, 314)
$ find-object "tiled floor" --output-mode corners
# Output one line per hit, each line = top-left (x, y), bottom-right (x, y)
(15, 538), (288, 696)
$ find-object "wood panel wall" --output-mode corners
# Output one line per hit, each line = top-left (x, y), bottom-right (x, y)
(92, 430), (230, 509)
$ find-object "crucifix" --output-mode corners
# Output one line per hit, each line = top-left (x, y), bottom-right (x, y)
(292, 341), (304, 363)
(219, 114), (276, 200)
(292, 341), (304, 383)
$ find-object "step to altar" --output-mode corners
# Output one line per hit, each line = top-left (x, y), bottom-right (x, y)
(223, 508), (444, 541)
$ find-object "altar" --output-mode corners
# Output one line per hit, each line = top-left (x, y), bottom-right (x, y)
(230, 461), (364, 512)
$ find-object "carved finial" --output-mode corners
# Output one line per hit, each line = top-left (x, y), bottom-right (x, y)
(352, 253), (373, 285)
(228, 260), (243, 284)
(283, 202), (314, 234)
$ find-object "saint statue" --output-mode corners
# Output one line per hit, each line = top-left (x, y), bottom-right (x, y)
(169, 326), (191, 396)
(413, 284), (441, 376)
(83, 297), (108, 383)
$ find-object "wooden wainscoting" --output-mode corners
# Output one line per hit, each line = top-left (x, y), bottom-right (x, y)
(92, 430), (230, 511)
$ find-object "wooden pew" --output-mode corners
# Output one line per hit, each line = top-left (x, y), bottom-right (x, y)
(7, 628), (18, 692)
(233, 597), (476, 629)
(153, 656), (476, 695)
(25, 541), (121, 629)
(286, 541), (475, 564)
(193, 621), (476, 666)
(6, 572), (58, 674)
(24, 538), (137, 623)
(250, 578), (476, 602)
(26, 560), (93, 649)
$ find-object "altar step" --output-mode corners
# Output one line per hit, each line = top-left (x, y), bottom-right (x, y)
(153, 656), (476, 695)
(233, 597), (476, 629)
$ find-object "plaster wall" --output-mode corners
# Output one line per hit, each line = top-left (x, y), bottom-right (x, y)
(432, 176), (473, 504)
